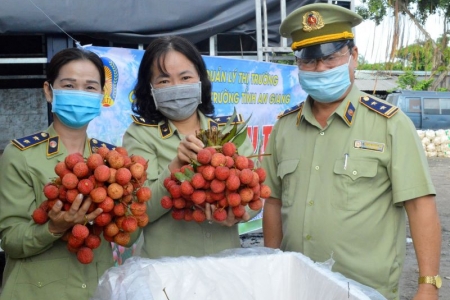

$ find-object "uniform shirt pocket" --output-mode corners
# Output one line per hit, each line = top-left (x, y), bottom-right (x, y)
(277, 159), (300, 207)
(333, 158), (378, 211)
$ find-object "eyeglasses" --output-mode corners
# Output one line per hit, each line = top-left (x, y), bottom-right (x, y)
(296, 49), (351, 71)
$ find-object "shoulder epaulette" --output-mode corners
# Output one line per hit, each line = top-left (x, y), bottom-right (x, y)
(211, 114), (244, 126)
(11, 132), (50, 151)
(131, 115), (159, 127)
(278, 102), (304, 119)
(359, 96), (398, 118)
(89, 138), (116, 153)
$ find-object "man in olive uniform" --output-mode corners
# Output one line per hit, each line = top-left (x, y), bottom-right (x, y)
(262, 3), (442, 300)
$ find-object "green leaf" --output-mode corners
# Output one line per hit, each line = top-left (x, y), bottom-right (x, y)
(231, 127), (248, 148)
(220, 123), (238, 145)
(221, 107), (237, 135)
(235, 113), (252, 136)
(183, 167), (195, 179)
(174, 172), (189, 182)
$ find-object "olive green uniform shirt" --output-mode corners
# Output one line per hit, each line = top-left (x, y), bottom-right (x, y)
(262, 85), (435, 300)
(0, 125), (115, 300)
(123, 112), (255, 258)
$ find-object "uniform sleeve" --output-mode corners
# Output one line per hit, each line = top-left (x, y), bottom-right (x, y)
(122, 124), (172, 222)
(0, 145), (58, 258)
(261, 120), (282, 200)
(388, 113), (436, 203)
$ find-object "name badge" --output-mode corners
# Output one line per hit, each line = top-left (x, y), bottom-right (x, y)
(354, 140), (385, 152)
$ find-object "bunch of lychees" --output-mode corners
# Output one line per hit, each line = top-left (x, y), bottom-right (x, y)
(32, 146), (151, 264)
(160, 109), (271, 222)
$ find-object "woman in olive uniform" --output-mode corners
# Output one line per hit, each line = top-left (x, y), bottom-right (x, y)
(123, 36), (256, 259)
(0, 48), (117, 300)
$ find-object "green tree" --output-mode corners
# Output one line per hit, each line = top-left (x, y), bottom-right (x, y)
(356, 0), (450, 90)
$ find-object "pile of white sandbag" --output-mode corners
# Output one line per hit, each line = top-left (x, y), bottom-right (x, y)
(418, 129), (450, 157)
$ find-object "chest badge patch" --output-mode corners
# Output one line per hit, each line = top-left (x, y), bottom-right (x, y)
(354, 140), (385, 152)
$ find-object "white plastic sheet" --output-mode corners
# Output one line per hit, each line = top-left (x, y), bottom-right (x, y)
(91, 248), (385, 300)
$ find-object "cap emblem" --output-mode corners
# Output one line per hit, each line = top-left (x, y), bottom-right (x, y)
(302, 11), (324, 32)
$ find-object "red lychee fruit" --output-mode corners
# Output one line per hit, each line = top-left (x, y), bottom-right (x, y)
(64, 153), (84, 170)
(225, 156), (234, 168)
(184, 209), (193, 221)
(130, 155), (148, 170)
(232, 205), (246, 218)
(239, 168), (253, 185)
(96, 146), (110, 159)
(239, 187), (254, 203)
(171, 208), (185, 220)
(136, 186), (152, 202)
(136, 213), (149, 227)
(173, 197), (186, 209)
(107, 167), (117, 184)
(234, 155), (249, 170)
(114, 232), (131, 246)
(225, 174), (241, 191)
(130, 201), (146, 216)
(249, 199), (263, 210)
(255, 168), (267, 183)
(72, 224), (89, 240)
(32, 207), (48, 224)
(55, 161), (71, 178)
(130, 163), (145, 180)
(226, 192), (241, 207)
(78, 179), (94, 195)
(222, 142), (237, 157)
(260, 184), (271, 198)
(180, 164), (194, 174)
(43, 183), (59, 200)
(201, 165), (216, 181)
(192, 209), (206, 222)
(97, 196), (114, 212)
(66, 189), (79, 203)
(248, 172), (260, 188)
(107, 183), (124, 200)
(122, 182), (134, 196)
(86, 153), (104, 170)
(114, 146), (128, 157)
(90, 187), (107, 203)
(84, 234), (101, 249)
(197, 148), (212, 165)
(77, 247), (94, 264)
(121, 216), (138, 232)
(214, 166), (230, 181)
(104, 222), (120, 237)
(180, 180), (194, 196)
(106, 150), (124, 169)
(210, 179), (226, 193)
(62, 172), (79, 190)
(191, 173), (206, 189)
(191, 190), (206, 205)
(211, 153), (226, 167)
(247, 158), (255, 169)
(205, 147), (217, 155)
(115, 167), (132, 185)
(94, 212), (112, 227)
(73, 162), (90, 178)
(113, 202), (127, 217)
(160, 196), (173, 209)
(94, 165), (110, 182)
(68, 234), (85, 248)
(213, 208), (227, 222)
(169, 184), (182, 198)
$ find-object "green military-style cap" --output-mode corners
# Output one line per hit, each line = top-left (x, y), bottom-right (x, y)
(280, 3), (363, 59)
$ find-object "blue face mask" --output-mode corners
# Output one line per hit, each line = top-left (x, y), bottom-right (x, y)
(51, 88), (103, 129)
(298, 58), (352, 103)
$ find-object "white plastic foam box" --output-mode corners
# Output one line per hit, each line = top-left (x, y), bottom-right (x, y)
(92, 248), (385, 300)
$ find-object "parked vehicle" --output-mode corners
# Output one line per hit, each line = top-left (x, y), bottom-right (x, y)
(386, 91), (450, 130)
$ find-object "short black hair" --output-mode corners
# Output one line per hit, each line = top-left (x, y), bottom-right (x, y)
(132, 36), (214, 122)
(46, 48), (105, 88)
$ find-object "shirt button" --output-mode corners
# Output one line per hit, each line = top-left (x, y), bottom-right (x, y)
(308, 201), (314, 206)
(352, 171), (357, 175)
(37, 282), (42, 287)
(319, 132), (325, 135)
(315, 166), (319, 170)
(306, 235), (312, 240)
(82, 284), (87, 289)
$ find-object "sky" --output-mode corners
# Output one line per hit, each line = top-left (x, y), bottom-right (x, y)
(353, 0), (445, 63)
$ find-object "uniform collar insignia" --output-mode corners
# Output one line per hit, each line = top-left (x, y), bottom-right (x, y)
(159, 119), (174, 139)
(343, 101), (356, 126)
(46, 136), (60, 156)
(359, 96), (399, 118)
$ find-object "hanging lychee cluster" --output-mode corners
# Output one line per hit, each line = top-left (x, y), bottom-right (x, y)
(161, 109), (271, 222)
(32, 146), (151, 264)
